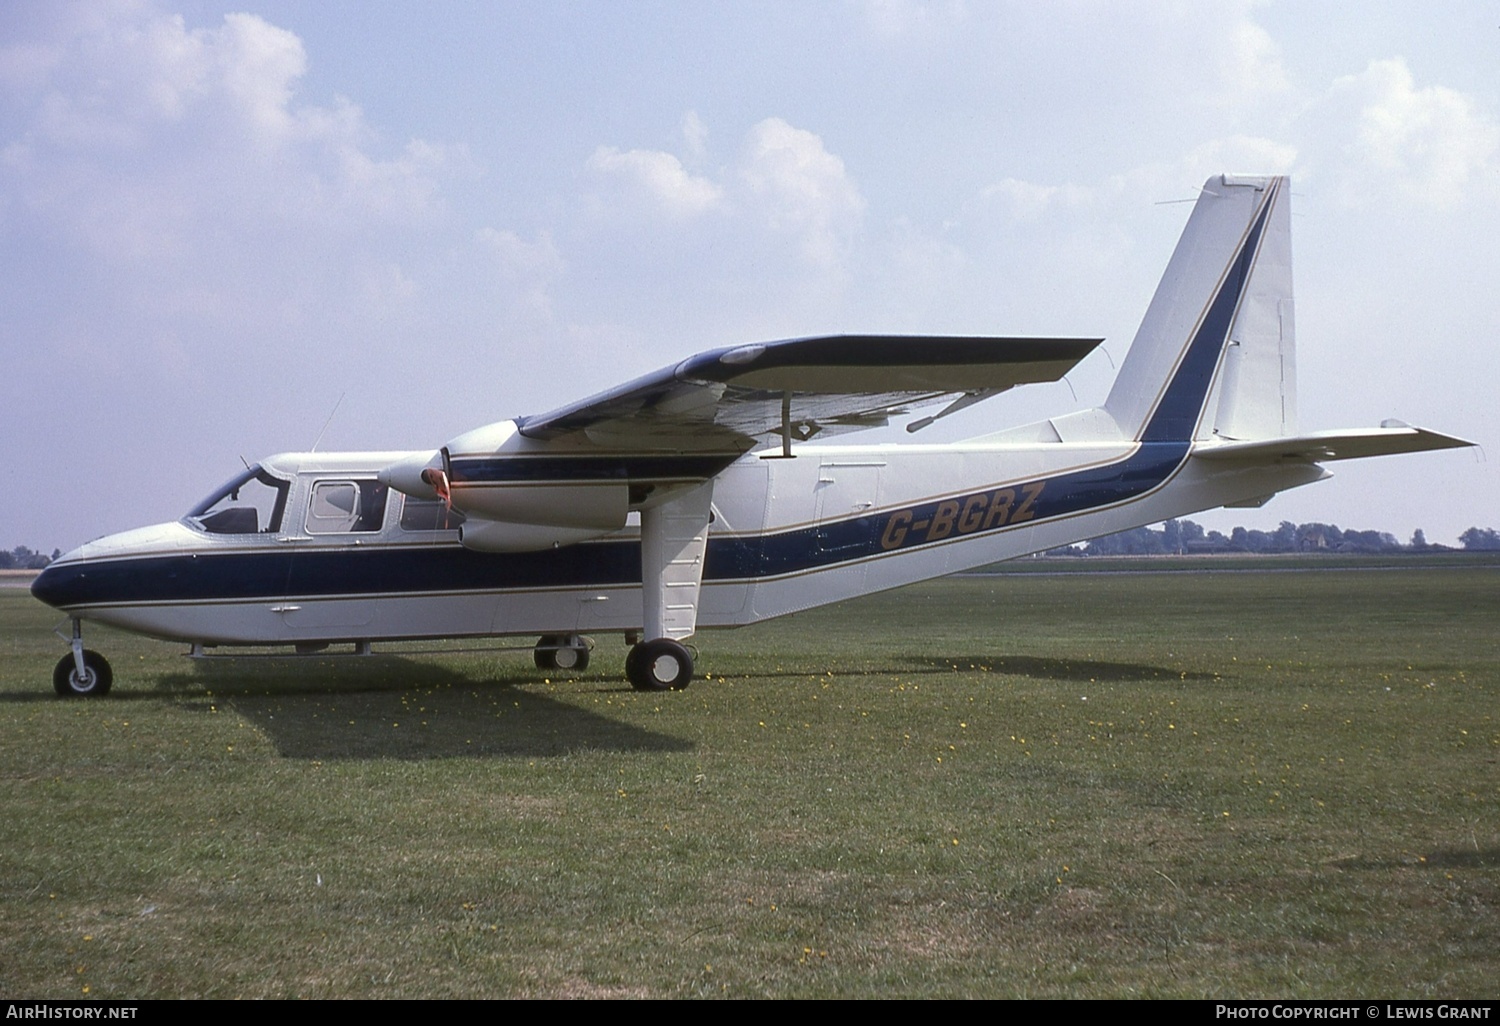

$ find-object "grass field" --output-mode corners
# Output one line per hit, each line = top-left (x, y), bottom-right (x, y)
(1, 559), (1496, 998)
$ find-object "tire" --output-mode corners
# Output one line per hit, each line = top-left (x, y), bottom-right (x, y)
(535, 635), (589, 672)
(552, 643), (588, 671)
(626, 638), (693, 691)
(53, 650), (113, 698)
(534, 635), (562, 670)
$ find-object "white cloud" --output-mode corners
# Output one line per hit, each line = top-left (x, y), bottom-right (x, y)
(1215, 16), (1292, 107)
(981, 136), (1295, 227)
(980, 177), (1093, 221)
(327, 135), (463, 224)
(1308, 58), (1499, 208)
(474, 227), (564, 319)
(586, 115), (865, 270)
(229, 15), (306, 127)
(681, 110), (709, 165)
(476, 226), (564, 278)
(0, 0), (486, 477)
(737, 117), (865, 266)
(17, 10), (306, 149)
(587, 144), (724, 219)
(3, 3), (463, 268)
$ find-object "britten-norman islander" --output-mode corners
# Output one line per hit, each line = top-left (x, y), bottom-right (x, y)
(31, 175), (1472, 696)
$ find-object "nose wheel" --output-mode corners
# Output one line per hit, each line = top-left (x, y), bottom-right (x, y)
(51, 617), (113, 697)
(53, 649), (112, 698)
(625, 638), (694, 691)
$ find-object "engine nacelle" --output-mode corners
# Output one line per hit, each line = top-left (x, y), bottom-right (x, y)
(377, 450), (445, 500)
(451, 481), (628, 531)
(452, 481), (629, 553)
(458, 518), (620, 553)
(386, 420), (633, 552)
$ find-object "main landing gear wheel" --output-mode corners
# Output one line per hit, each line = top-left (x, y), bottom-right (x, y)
(626, 638), (693, 692)
(53, 650), (113, 698)
(534, 635), (590, 672)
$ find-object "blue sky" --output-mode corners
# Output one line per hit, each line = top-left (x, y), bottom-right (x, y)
(2, 1), (1495, 550)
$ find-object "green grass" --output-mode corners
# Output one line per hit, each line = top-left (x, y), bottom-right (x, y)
(1, 560), (1496, 998)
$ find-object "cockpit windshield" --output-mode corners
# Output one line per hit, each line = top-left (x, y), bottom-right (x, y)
(186, 465), (291, 535)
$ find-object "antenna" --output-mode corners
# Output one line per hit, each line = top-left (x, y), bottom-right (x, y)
(310, 392), (346, 453)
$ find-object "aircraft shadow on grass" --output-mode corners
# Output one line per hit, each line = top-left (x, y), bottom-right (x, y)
(896, 654), (1224, 684)
(184, 656), (1218, 762)
(642, 654), (1223, 685)
(1332, 849), (1500, 871)
(1422, 849), (1500, 869)
(153, 657), (694, 761)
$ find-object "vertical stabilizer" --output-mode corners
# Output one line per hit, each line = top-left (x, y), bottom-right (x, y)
(1104, 175), (1295, 443)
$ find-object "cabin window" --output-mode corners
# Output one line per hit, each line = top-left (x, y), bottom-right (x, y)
(187, 466), (291, 535)
(399, 497), (465, 532)
(306, 480), (389, 534)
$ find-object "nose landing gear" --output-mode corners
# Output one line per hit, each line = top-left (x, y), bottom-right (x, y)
(52, 619), (113, 698)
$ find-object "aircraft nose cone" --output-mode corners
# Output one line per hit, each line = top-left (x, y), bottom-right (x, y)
(29, 561), (67, 609)
(29, 562), (77, 609)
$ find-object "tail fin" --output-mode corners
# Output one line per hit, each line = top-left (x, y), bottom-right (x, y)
(1104, 174), (1295, 444)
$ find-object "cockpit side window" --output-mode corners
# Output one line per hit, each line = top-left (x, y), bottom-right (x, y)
(187, 466), (291, 535)
(306, 480), (389, 534)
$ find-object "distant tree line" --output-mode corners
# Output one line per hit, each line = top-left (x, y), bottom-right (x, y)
(1050, 521), (1500, 557)
(1459, 527), (1500, 550)
(0, 546), (62, 570)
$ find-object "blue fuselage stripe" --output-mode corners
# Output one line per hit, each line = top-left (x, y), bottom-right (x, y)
(32, 442), (1188, 608)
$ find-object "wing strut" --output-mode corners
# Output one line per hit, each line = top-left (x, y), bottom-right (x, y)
(906, 389), (1002, 433)
(781, 391), (793, 458)
(764, 389), (822, 460)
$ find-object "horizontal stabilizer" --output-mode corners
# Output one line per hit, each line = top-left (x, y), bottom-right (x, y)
(1193, 425), (1473, 463)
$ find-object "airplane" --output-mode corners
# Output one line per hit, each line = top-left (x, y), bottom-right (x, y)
(30, 174), (1472, 697)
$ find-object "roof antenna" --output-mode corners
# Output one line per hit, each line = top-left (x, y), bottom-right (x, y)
(310, 392), (346, 453)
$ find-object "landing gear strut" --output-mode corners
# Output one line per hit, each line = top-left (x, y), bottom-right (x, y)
(53, 619), (112, 698)
(534, 634), (591, 672)
(626, 638), (694, 691)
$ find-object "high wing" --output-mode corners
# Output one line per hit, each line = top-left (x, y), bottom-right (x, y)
(517, 334), (1102, 452)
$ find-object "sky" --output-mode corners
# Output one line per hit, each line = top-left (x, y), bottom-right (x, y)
(2, 0), (1495, 552)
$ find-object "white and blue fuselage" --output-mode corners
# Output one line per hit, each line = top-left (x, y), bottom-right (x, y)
(29, 434), (1325, 647)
